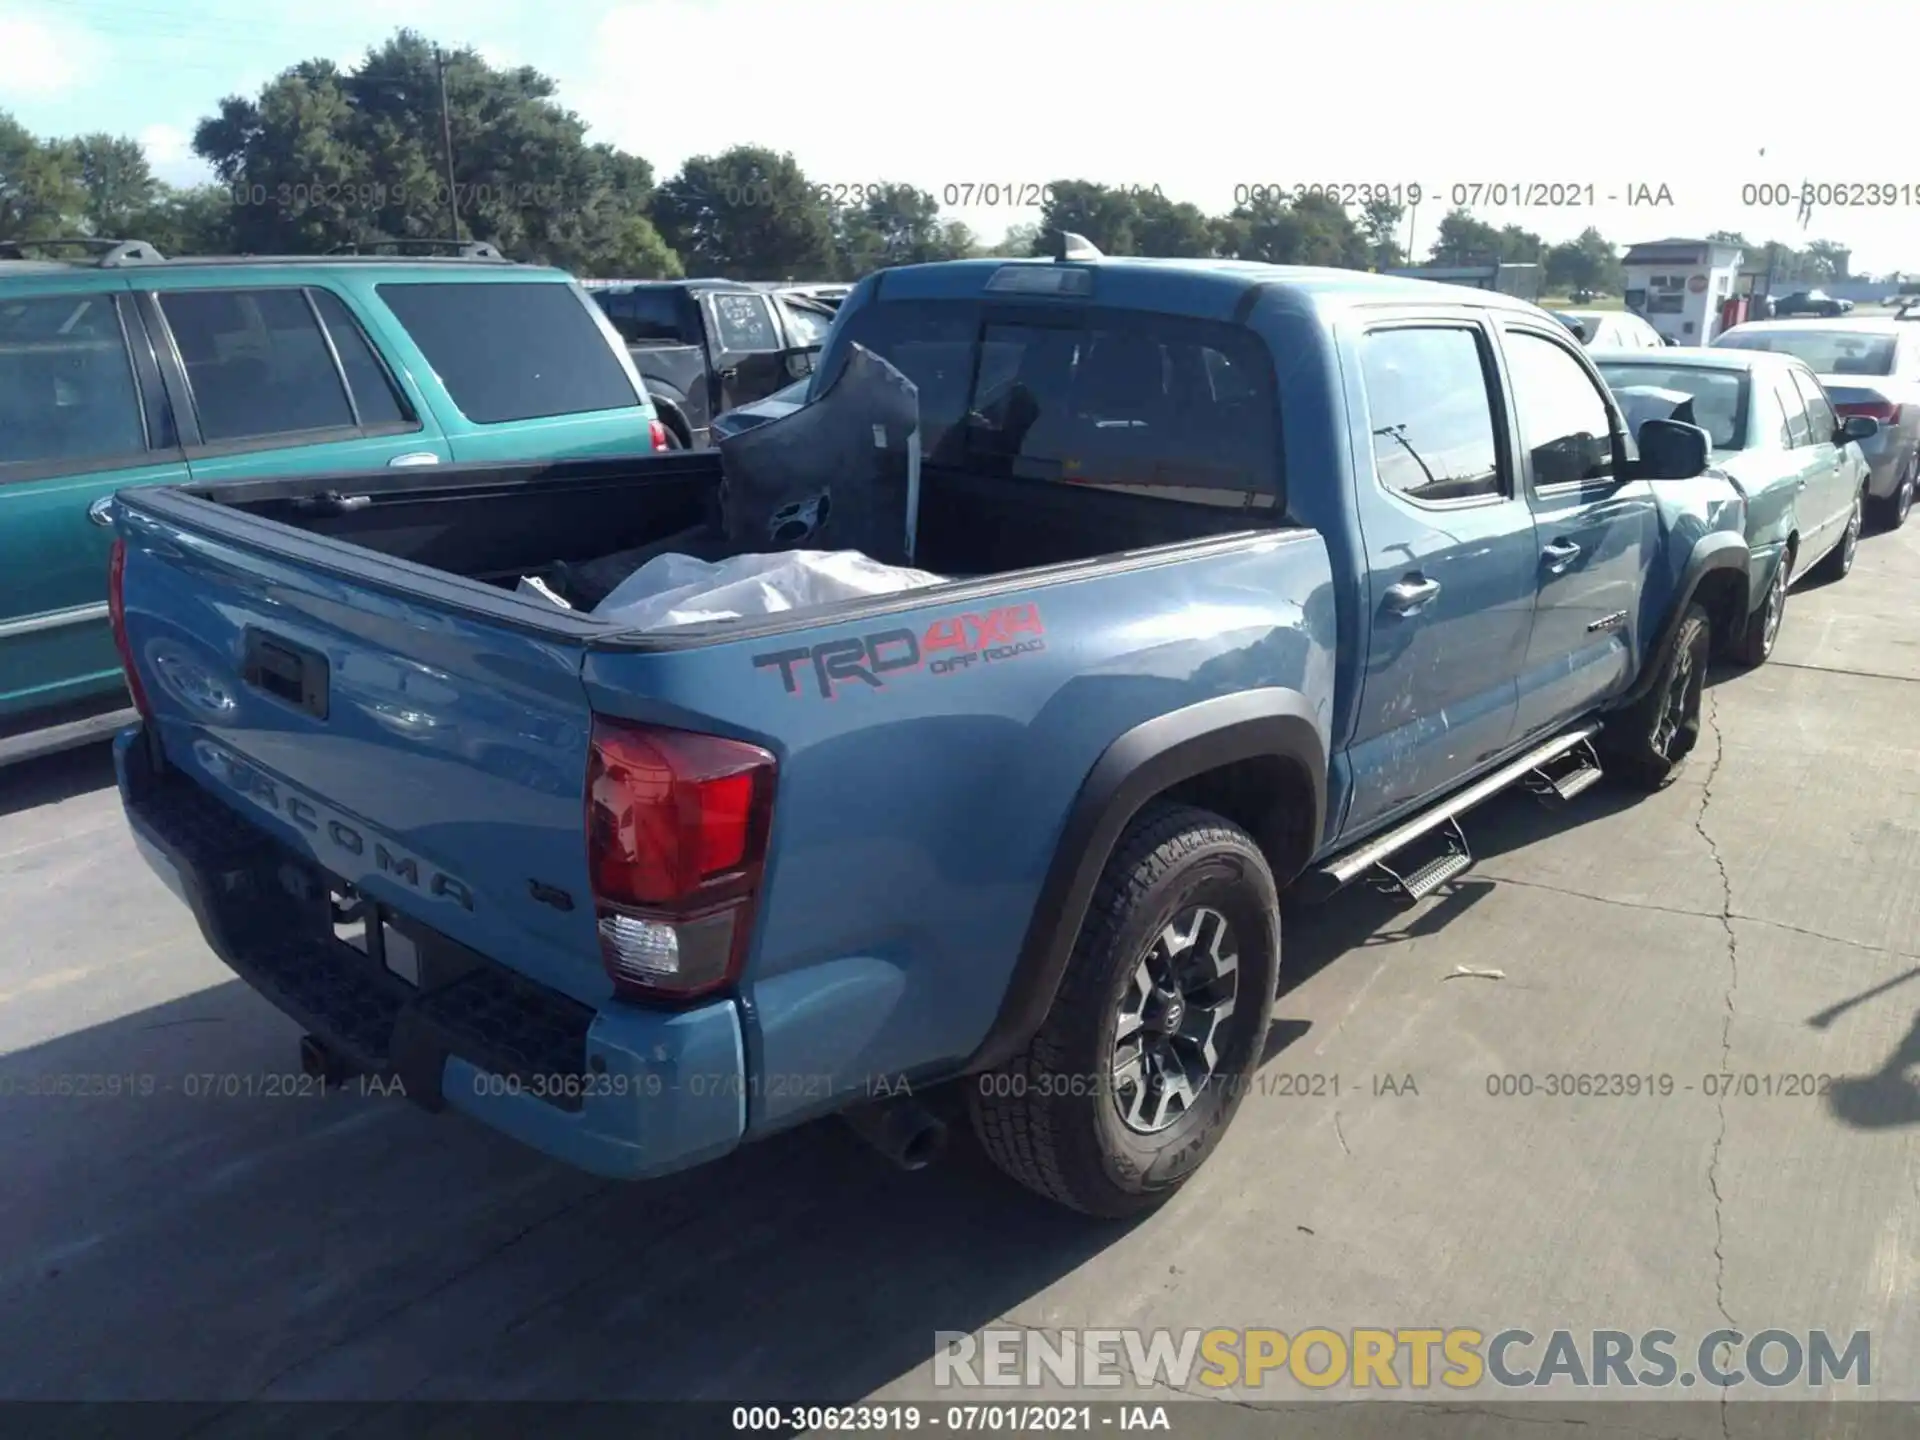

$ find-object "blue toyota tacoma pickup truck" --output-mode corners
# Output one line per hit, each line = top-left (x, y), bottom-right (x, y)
(108, 247), (1748, 1217)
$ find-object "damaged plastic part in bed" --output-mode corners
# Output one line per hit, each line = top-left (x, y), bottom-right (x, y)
(716, 342), (922, 566)
(591, 549), (945, 631)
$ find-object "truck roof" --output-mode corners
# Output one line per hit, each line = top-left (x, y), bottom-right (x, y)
(870, 256), (1551, 323)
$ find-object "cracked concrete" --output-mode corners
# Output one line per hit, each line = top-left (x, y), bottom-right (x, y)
(3, 527), (1919, 1423)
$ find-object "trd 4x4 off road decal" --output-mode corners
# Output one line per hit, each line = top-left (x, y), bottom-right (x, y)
(753, 604), (1046, 699)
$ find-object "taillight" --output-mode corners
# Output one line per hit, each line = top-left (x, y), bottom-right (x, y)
(648, 418), (670, 451)
(1835, 399), (1899, 425)
(107, 538), (154, 722)
(585, 717), (776, 1002)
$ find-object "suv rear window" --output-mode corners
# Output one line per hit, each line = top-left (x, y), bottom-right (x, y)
(0, 294), (146, 467)
(378, 282), (641, 424)
(825, 300), (1280, 509)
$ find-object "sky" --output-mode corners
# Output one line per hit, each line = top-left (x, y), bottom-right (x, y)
(3, 0), (1918, 274)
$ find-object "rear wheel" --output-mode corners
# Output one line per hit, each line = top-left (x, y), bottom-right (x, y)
(1733, 549), (1790, 668)
(969, 802), (1279, 1218)
(1600, 603), (1710, 791)
(1814, 486), (1864, 583)
(1871, 454), (1915, 532)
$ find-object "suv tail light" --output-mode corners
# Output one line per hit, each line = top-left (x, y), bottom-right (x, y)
(1835, 398), (1900, 425)
(107, 538), (154, 722)
(647, 418), (670, 451)
(586, 717), (776, 1002)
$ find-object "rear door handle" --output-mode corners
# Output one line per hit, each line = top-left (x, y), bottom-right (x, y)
(387, 452), (442, 468)
(1383, 576), (1442, 614)
(1542, 539), (1583, 572)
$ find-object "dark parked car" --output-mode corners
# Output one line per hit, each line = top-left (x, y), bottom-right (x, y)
(587, 279), (836, 448)
(1771, 290), (1854, 318)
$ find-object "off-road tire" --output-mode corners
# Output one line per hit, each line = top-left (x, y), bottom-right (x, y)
(1600, 603), (1711, 791)
(1732, 548), (1790, 668)
(969, 802), (1280, 1218)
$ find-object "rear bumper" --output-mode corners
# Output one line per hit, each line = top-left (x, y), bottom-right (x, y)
(115, 727), (746, 1181)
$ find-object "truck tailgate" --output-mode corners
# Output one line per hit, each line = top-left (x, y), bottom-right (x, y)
(115, 498), (610, 1008)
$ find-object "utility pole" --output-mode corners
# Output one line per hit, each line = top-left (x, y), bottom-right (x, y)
(435, 46), (462, 241)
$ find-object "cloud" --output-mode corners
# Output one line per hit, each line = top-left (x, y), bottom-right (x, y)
(0, 9), (89, 95)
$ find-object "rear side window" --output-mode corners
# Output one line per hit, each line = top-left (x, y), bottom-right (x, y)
(379, 282), (640, 424)
(309, 289), (410, 428)
(1358, 326), (1504, 502)
(830, 299), (1280, 509)
(1500, 329), (1616, 486)
(1775, 377), (1812, 446)
(0, 293), (146, 467)
(710, 292), (780, 352)
(596, 287), (688, 344)
(1790, 370), (1837, 442)
(162, 288), (356, 442)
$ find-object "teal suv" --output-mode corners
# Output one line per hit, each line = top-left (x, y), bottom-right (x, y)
(0, 237), (665, 766)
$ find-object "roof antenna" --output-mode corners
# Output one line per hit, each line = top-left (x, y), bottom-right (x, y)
(1050, 230), (1103, 262)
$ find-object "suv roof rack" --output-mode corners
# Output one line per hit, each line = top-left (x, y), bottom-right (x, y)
(326, 239), (508, 260)
(0, 236), (166, 267)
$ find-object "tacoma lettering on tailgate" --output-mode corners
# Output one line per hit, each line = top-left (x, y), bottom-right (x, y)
(190, 739), (475, 911)
(752, 603), (1047, 699)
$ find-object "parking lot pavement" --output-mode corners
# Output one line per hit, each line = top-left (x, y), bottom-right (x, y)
(3, 522), (1919, 1423)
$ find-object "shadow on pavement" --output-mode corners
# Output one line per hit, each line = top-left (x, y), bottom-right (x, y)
(0, 980), (1136, 1414)
(1815, 966), (1920, 1131)
(0, 740), (118, 820)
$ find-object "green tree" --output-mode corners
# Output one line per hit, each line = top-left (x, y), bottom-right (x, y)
(68, 133), (164, 237)
(653, 146), (836, 278)
(192, 31), (678, 272)
(1358, 196), (1406, 270)
(1219, 190), (1365, 267)
(0, 110), (87, 240)
(1427, 208), (1500, 265)
(1542, 227), (1620, 295)
(1034, 181), (1143, 255)
(1132, 192), (1218, 258)
(987, 222), (1039, 258)
(1495, 224), (1545, 265)
(834, 182), (970, 276)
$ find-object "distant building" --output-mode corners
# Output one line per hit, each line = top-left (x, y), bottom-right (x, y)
(1386, 261), (1541, 303)
(1620, 238), (1744, 343)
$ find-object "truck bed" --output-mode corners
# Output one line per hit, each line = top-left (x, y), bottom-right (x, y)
(183, 450), (1286, 634)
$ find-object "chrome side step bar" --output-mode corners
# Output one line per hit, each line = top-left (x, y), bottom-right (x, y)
(1314, 722), (1606, 895)
(1526, 735), (1605, 805)
(1369, 815), (1472, 902)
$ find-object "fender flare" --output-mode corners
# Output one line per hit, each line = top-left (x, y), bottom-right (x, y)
(963, 688), (1326, 1075)
(1617, 535), (1749, 708)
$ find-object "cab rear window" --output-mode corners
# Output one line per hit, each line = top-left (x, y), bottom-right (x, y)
(825, 299), (1281, 509)
(379, 281), (641, 424)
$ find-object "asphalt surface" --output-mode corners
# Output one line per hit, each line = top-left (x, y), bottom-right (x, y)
(4, 517), (1920, 1433)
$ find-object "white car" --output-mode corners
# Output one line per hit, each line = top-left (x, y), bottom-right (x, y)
(1558, 309), (1667, 349)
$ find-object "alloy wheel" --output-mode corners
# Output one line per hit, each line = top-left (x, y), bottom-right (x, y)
(1844, 493), (1862, 568)
(1652, 641), (1697, 759)
(1111, 906), (1241, 1135)
(1760, 556), (1789, 658)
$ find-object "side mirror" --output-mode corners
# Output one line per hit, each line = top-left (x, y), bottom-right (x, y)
(1840, 414), (1880, 443)
(1631, 418), (1711, 479)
